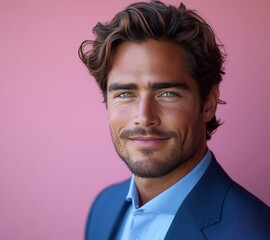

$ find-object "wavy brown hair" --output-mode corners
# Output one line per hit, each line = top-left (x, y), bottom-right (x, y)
(78, 0), (226, 140)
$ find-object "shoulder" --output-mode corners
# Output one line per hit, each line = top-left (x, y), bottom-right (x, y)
(89, 178), (131, 217)
(205, 176), (270, 239)
(195, 155), (270, 239)
(223, 181), (270, 223)
(85, 179), (131, 240)
(91, 178), (131, 210)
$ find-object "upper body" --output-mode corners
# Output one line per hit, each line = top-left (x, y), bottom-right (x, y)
(79, 1), (270, 239)
(85, 154), (270, 240)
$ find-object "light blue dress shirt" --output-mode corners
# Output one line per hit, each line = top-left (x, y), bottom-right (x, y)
(116, 150), (212, 240)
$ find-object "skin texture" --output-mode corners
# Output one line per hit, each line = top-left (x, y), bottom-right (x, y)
(107, 39), (219, 205)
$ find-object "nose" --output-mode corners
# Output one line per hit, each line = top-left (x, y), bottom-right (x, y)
(134, 96), (161, 128)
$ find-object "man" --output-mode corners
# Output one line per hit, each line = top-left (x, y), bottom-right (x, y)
(79, 1), (270, 239)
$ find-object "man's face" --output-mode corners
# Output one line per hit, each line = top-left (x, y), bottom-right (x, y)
(107, 39), (208, 178)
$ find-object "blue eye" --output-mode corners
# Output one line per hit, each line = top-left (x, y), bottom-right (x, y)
(116, 92), (134, 98)
(161, 92), (177, 97)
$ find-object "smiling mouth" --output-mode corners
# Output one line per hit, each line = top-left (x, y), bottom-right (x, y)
(128, 136), (170, 147)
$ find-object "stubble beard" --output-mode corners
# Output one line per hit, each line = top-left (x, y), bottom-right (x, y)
(110, 118), (203, 178)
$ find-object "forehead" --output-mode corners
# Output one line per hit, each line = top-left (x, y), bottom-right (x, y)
(108, 39), (196, 88)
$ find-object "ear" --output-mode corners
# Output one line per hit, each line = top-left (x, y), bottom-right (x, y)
(202, 85), (219, 123)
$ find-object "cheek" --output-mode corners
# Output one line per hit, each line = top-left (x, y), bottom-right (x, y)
(161, 104), (200, 133)
(162, 105), (195, 123)
(108, 105), (132, 132)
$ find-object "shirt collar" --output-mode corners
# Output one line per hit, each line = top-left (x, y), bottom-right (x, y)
(126, 150), (212, 215)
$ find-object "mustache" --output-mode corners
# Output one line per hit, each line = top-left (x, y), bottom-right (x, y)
(120, 127), (177, 139)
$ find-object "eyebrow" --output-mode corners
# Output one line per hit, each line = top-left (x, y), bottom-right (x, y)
(108, 83), (138, 92)
(108, 81), (190, 92)
(149, 82), (190, 91)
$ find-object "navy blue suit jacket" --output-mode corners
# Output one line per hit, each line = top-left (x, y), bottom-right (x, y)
(85, 157), (270, 240)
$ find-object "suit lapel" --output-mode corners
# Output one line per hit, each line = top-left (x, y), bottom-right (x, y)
(107, 200), (131, 240)
(165, 156), (232, 240)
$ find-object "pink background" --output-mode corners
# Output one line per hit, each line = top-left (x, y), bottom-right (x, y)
(1, 0), (269, 239)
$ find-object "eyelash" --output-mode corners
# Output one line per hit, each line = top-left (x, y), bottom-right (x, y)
(159, 92), (181, 99)
(115, 92), (135, 98)
(160, 92), (177, 97)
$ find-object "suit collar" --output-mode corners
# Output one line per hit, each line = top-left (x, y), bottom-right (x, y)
(165, 155), (232, 240)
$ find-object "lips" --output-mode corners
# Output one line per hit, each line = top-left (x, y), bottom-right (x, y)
(127, 136), (170, 147)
